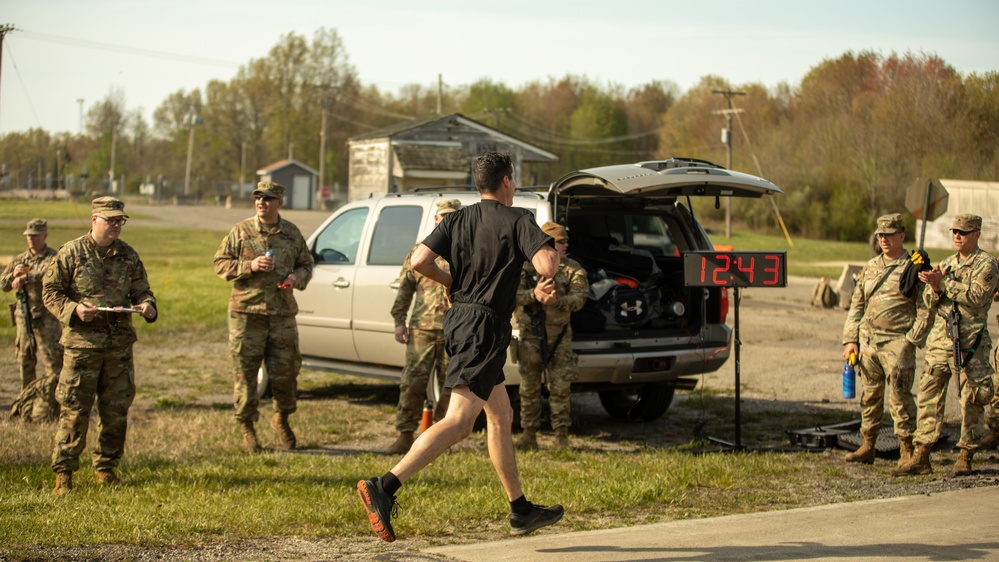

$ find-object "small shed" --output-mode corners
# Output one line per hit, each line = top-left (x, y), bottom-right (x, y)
(347, 113), (558, 202)
(256, 159), (318, 210)
(914, 179), (998, 252)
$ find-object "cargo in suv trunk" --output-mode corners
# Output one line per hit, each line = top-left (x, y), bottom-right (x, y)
(546, 158), (783, 420)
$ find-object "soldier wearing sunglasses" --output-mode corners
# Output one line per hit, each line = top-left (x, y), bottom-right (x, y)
(895, 214), (999, 477)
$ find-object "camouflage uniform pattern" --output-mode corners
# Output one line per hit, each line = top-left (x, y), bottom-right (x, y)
(214, 216), (314, 422)
(991, 286), (999, 432)
(914, 248), (999, 449)
(390, 248), (451, 432)
(42, 233), (156, 473)
(842, 252), (931, 438)
(1, 246), (63, 389)
(515, 257), (588, 431)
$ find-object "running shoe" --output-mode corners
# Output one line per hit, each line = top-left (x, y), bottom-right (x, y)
(509, 503), (564, 536)
(357, 477), (397, 542)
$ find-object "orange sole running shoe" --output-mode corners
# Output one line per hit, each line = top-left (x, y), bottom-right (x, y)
(357, 478), (397, 542)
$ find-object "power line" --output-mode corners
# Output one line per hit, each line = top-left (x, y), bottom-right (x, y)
(499, 110), (663, 147)
(18, 30), (242, 68)
(0, 23), (16, 131)
(3, 39), (43, 130)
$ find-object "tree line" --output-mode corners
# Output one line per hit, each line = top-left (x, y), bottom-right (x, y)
(0, 27), (995, 241)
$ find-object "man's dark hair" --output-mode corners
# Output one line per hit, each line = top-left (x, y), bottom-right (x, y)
(473, 151), (514, 194)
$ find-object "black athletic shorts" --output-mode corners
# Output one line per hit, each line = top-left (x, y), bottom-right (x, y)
(443, 302), (510, 401)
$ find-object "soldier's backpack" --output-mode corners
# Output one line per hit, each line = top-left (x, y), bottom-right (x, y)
(811, 277), (838, 308)
(9, 374), (59, 423)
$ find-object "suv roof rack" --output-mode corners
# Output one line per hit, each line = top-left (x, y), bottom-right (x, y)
(637, 158), (722, 171)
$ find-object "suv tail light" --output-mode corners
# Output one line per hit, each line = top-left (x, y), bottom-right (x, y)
(719, 288), (729, 324)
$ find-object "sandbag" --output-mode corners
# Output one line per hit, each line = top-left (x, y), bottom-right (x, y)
(811, 278), (838, 309)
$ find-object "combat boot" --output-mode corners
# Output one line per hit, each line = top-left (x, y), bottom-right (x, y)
(891, 443), (932, 476)
(270, 412), (297, 450)
(53, 472), (72, 495)
(978, 429), (999, 450)
(844, 428), (877, 464)
(897, 436), (914, 469)
(517, 428), (538, 451)
(385, 432), (414, 455)
(951, 448), (974, 477)
(95, 470), (118, 486)
(240, 420), (262, 453)
(554, 427), (569, 449)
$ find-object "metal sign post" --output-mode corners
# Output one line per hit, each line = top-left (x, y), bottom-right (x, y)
(684, 252), (787, 450)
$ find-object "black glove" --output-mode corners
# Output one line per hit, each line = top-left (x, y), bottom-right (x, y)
(899, 249), (931, 299)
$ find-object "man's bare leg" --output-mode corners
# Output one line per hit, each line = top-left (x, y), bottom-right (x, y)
(390, 385), (483, 482)
(482, 384), (524, 501)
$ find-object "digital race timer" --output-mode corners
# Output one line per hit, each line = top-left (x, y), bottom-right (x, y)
(682, 251), (787, 288)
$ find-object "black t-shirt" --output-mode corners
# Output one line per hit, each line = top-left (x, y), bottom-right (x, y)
(423, 200), (552, 317)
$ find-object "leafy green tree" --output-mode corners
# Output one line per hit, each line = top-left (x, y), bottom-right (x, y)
(625, 81), (679, 160)
(566, 86), (632, 170)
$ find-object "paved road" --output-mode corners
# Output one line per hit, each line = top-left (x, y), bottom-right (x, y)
(424, 485), (999, 561)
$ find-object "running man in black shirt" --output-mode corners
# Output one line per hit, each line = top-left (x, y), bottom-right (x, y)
(358, 151), (563, 542)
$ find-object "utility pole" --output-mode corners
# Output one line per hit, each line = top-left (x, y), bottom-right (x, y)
(437, 74), (443, 115)
(239, 141), (246, 199)
(318, 98), (328, 209)
(183, 109), (202, 196)
(109, 122), (117, 193)
(0, 24), (17, 131)
(712, 88), (746, 240)
(77, 98), (84, 135)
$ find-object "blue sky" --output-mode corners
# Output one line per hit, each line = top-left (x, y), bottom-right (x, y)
(1, 0), (997, 135)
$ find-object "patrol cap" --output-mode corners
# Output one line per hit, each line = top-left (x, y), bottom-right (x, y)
(541, 221), (568, 243)
(253, 181), (285, 199)
(23, 218), (47, 235)
(952, 214), (982, 232)
(91, 196), (128, 219)
(874, 213), (904, 235)
(436, 199), (461, 216)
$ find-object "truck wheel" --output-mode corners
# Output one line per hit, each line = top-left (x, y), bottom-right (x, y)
(256, 365), (272, 400)
(598, 383), (675, 422)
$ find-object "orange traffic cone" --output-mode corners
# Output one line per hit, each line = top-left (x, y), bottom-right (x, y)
(420, 399), (434, 433)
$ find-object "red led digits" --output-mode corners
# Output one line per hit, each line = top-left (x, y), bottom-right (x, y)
(683, 252), (786, 288)
(712, 254), (731, 285)
(763, 254), (781, 286)
(735, 255), (755, 284)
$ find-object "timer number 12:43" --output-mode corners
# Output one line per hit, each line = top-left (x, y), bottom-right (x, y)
(699, 254), (782, 286)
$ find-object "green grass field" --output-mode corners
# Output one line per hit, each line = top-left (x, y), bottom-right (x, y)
(0, 200), (967, 555)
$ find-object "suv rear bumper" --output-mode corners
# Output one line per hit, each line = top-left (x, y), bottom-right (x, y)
(526, 323), (732, 385)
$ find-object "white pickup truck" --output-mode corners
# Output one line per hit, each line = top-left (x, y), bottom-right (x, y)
(293, 159), (783, 421)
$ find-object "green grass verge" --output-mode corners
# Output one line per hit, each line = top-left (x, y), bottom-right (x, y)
(0, 202), (954, 551)
(0, 392), (859, 548)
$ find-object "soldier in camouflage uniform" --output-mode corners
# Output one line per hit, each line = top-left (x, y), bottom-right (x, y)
(894, 214), (999, 477)
(984, 286), (999, 450)
(385, 199), (459, 454)
(516, 222), (588, 449)
(841, 214), (931, 466)
(214, 181), (314, 453)
(1, 218), (63, 397)
(42, 197), (158, 494)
